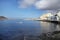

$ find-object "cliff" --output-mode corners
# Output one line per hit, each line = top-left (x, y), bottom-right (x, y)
(0, 16), (7, 20)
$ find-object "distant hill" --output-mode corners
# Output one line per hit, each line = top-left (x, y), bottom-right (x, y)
(0, 16), (7, 20)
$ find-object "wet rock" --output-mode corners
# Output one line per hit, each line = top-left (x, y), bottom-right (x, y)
(39, 31), (60, 40)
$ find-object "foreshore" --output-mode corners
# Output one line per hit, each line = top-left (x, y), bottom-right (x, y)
(37, 20), (60, 24)
(39, 31), (60, 40)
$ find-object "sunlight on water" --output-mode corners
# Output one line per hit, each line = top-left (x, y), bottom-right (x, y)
(18, 22), (23, 24)
(16, 22), (23, 24)
(0, 20), (60, 40)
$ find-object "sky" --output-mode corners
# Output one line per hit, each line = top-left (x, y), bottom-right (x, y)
(0, 0), (60, 18)
(0, 0), (46, 18)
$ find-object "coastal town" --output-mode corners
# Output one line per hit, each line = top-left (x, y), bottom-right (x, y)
(40, 12), (60, 22)
(24, 11), (60, 23)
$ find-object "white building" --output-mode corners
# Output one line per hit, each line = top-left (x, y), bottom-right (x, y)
(57, 12), (60, 21)
(40, 12), (60, 21)
(40, 13), (53, 20)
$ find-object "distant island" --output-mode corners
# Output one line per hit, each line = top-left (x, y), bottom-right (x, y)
(0, 16), (7, 20)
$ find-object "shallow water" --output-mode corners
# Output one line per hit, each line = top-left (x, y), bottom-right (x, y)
(0, 20), (60, 40)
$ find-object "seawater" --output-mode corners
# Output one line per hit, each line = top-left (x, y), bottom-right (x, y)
(0, 20), (60, 40)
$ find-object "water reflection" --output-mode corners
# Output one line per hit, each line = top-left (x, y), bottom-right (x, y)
(24, 21), (60, 40)
(40, 21), (60, 33)
(39, 21), (60, 40)
(0, 20), (60, 40)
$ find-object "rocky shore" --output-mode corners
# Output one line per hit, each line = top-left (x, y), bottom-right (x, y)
(39, 31), (60, 40)
(21, 31), (60, 40)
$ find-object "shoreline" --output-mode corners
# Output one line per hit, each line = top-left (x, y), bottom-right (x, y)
(37, 20), (60, 24)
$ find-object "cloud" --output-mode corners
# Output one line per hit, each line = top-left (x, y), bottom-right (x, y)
(35, 0), (60, 13)
(19, 0), (38, 8)
(35, 0), (60, 10)
(19, 0), (60, 13)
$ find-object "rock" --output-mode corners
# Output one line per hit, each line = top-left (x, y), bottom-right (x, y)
(0, 16), (7, 20)
(39, 31), (60, 40)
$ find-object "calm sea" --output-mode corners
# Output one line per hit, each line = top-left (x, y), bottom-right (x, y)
(0, 19), (60, 40)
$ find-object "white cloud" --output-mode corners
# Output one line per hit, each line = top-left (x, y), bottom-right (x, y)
(19, 0), (60, 13)
(35, 0), (60, 10)
(19, 0), (38, 8)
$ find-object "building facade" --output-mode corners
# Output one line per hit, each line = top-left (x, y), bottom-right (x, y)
(40, 12), (60, 21)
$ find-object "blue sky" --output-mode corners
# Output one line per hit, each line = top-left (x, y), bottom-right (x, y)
(0, 0), (46, 18)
